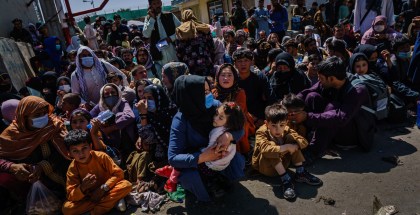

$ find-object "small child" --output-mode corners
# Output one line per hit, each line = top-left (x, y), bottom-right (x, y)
(62, 129), (132, 215)
(202, 102), (245, 171)
(69, 109), (106, 152)
(252, 104), (322, 200)
(59, 93), (81, 120)
(281, 94), (307, 138)
(121, 32), (131, 49)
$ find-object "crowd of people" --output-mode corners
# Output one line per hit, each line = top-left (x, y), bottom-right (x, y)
(1, 0), (420, 213)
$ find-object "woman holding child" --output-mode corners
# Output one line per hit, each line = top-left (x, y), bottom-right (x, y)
(168, 75), (245, 202)
(0, 96), (70, 202)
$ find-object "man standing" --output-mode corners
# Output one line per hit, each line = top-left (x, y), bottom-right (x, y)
(353, 0), (395, 38)
(229, 1), (247, 31)
(83, 16), (99, 51)
(142, 0), (181, 68)
(254, 0), (270, 40)
(9, 18), (33, 44)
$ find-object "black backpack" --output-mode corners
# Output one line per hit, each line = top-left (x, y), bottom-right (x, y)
(356, 73), (389, 120)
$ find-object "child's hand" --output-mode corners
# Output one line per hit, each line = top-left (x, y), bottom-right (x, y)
(80, 173), (97, 193)
(287, 144), (299, 153)
(90, 118), (100, 134)
(89, 186), (106, 203)
(198, 145), (223, 164)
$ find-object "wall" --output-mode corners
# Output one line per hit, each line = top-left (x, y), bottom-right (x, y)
(0, 0), (40, 38)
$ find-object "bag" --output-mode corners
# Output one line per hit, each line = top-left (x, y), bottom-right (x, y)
(26, 181), (62, 215)
(387, 93), (407, 123)
(356, 73), (389, 120)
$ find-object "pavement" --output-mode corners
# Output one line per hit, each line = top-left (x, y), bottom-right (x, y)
(112, 118), (420, 215)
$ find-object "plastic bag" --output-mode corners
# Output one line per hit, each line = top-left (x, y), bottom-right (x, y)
(26, 181), (62, 215)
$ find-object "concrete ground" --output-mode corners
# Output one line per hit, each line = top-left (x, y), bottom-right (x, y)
(114, 118), (420, 215)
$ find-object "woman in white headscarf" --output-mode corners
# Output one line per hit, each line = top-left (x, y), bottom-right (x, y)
(70, 46), (128, 110)
(66, 35), (81, 52)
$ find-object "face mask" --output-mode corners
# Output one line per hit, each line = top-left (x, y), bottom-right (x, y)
(374, 25), (385, 32)
(81, 56), (94, 67)
(101, 21), (106, 25)
(87, 123), (92, 130)
(55, 44), (61, 51)
(32, 114), (49, 128)
(205, 93), (214, 109)
(397, 52), (411, 59)
(60, 84), (71, 93)
(104, 95), (119, 107)
(147, 100), (156, 112)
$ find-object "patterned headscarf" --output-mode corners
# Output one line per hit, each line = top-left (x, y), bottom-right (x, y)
(74, 46), (108, 102)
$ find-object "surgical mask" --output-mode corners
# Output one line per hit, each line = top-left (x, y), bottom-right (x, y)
(397, 52), (411, 59)
(32, 114), (49, 128)
(205, 93), (214, 109)
(147, 100), (156, 112)
(374, 25), (385, 32)
(81, 57), (94, 67)
(101, 21), (106, 25)
(55, 44), (61, 51)
(87, 123), (92, 130)
(104, 95), (119, 107)
(59, 84), (71, 93)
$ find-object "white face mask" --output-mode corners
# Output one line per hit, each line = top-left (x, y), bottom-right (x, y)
(374, 25), (385, 32)
(60, 84), (71, 93)
(32, 114), (49, 128)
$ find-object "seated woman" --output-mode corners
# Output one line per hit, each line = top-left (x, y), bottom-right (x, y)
(168, 75), (245, 202)
(0, 96), (70, 205)
(361, 16), (400, 46)
(90, 83), (136, 165)
(211, 64), (255, 155)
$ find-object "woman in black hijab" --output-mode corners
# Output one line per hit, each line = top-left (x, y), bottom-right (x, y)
(168, 75), (245, 202)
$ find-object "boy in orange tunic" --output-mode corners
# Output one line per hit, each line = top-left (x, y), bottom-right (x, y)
(62, 129), (132, 215)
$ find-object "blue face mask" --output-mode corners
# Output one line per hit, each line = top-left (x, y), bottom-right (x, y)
(397, 52), (411, 59)
(147, 100), (156, 112)
(81, 56), (94, 67)
(104, 95), (119, 107)
(87, 123), (92, 130)
(32, 114), (49, 128)
(55, 44), (61, 51)
(205, 93), (214, 109)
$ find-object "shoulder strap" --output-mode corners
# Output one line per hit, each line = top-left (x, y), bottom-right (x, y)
(360, 0), (377, 26)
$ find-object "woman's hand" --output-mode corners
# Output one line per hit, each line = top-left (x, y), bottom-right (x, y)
(215, 132), (233, 157)
(9, 163), (31, 181)
(135, 99), (148, 114)
(198, 145), (223, 164)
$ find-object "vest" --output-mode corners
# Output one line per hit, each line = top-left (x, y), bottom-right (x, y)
(150, 13), (176, 61)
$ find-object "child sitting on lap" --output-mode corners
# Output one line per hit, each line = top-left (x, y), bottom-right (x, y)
(251, 104), (322, 200)
(62, 129), (132, 215)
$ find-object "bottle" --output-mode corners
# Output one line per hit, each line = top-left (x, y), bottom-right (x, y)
(417, 101), (420, 128)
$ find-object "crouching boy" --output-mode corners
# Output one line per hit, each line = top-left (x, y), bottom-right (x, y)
(251, 104), (322, 200)
(62, 129), (132, 215)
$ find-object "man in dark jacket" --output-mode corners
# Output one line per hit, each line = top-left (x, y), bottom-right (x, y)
(9, 18), (33, 44)
(297, 57), (374, 162)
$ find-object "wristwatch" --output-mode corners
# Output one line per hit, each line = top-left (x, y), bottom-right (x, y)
(101, 184), (110, 192)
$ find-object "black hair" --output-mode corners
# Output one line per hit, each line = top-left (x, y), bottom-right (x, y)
(284, 39), (298, 48)
(308, 54), (321, 62)
(391, 35), (410, 52)
(83, 16), (91, 24)
(303, 37), (316, 48)
(312, 2), (318, 6)
(64, 129), (92, 149)
(247, 8), (256, 16)
(63, 93), (82, 107)
(232, 48), (254, 61)
(268, 48), (283, 62)
(247, 38), (257, 50)
(70, 109), (92, 122)
(106, 71), (123, 81)
(282, 94), (305, 109)
(224, 30), (235, 38)
(121, 48), (132, 56)
(219, 102), (245, 131)
(264, 104), (288, 124)
(317, 56), (347, 80)
(113, 14), (121, 20)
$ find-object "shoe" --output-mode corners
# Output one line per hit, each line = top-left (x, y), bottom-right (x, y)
(164, 179), (177, 193)
(295, 170), (323, 186)
(115, 199), (126, 212)
(155, 165), (173, 178)
(282, 180), (296, 200)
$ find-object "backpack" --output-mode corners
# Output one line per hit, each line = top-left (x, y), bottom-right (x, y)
(356, 73), (389, 120)
(344, 77), (376, 151)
